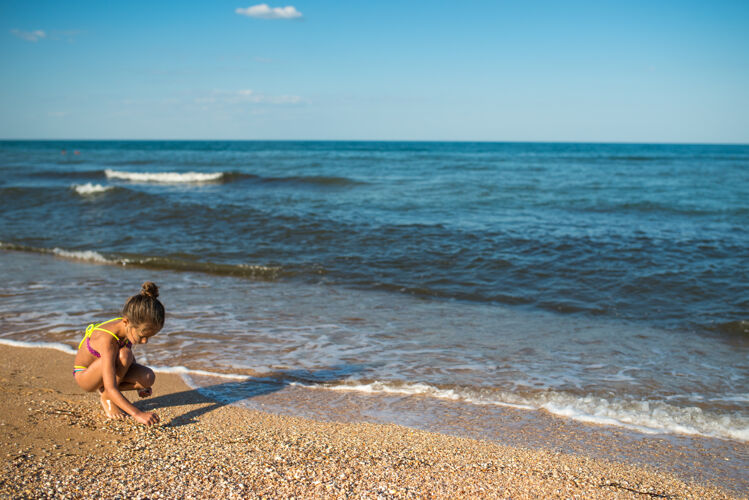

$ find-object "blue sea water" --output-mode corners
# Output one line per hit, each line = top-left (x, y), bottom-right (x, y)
(0, 140), (747, 443)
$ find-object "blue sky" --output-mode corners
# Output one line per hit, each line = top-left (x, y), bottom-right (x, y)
(1, 1), (748, 142)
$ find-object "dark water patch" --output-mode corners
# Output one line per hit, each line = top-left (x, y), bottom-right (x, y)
(106, 159), (158, 166)
(365, 281), (535, 306)
(54, 159), (87, 165)
(121, 254), (289, 281)
(29, 169), (105, 180)
(0, 185), (72, 207)
(609, 155), (665, 161)
(584, 200), (748, 216)
(595, 155), (679, 162)
(711, 320), (749, 337)
(222, 172), (365, 188)
(256, 174), (367, 188)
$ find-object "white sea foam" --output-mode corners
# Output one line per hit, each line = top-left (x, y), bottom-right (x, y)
(52, 248), (117, 264)
(0, 338), (77, 355)
(0, 339), (250, 382)
(294, 380), (749, 442)
(105, 169), (223, 183)
(72, 183), (114, 195)
(151, 365), (250, 380)
(292, 380), (535, 410)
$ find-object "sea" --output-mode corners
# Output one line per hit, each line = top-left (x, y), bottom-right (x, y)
(1, 140), (747, 448)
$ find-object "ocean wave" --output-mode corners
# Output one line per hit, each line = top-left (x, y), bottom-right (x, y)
(294, 380), (749, 442)
(0, 242), (126, 265)
(128, 256), (285, 280)
(104, 168), (365, 188)
(104, 169), (225, 183)
(71, 183), (114, 195)
(25, 167), (364, 189)
(51, 248), (121, 264)
(0, 242), (285, 281)
(1, 183), (150, 205)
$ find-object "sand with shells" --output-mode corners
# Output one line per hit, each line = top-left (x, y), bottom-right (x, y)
(0, 344), (741, 499)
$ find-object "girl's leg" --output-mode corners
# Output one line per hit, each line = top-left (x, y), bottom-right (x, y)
(74, 348), (135, 418)
(118, 363), (156, 397)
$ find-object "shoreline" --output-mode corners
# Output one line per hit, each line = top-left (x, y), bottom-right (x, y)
(0, 344), (742, 498)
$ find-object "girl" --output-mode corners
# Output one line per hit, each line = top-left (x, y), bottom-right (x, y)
(73, 281), (165, 426)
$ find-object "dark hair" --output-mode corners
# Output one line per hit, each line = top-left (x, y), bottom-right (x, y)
(122, 281), (165, 329)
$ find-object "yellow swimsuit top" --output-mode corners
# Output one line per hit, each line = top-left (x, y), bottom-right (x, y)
(73, 318), (131, 373)
(78, 317), (124, 350)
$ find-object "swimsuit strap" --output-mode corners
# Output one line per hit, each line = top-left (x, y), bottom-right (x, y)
(77, 317), (123, 350)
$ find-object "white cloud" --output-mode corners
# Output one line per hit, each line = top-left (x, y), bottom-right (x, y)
(196, 89), (302, 105)
(10, 29), (46, 42)
(235, 4), (302, 19)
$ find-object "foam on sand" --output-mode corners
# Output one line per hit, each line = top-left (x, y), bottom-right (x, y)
(296, 379), (749, 442)
(0, 338), (77, 356)
(152, 365), (251, 380)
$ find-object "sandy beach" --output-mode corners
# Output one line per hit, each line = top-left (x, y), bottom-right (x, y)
(0, 343), (741, 499)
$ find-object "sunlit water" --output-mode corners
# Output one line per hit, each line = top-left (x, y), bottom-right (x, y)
(1, 141), (747, 444)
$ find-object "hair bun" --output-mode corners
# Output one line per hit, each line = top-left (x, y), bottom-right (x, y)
(140, 281), (159, 299)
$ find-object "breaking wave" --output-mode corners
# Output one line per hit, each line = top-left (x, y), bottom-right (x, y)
(0, 242), (285, 281)
(51, 248), (118, 264)
(104, 169), (225, 183)
(72, 183), (115, 195)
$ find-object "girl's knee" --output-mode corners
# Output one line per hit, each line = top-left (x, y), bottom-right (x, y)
(118, 347), (134, 367)
(143, 367), (156, 388)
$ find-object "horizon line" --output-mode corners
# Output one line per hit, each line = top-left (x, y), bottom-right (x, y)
(2, 138), (748, 146)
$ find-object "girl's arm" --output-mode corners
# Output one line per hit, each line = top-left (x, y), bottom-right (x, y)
(99, 342), (158, 425)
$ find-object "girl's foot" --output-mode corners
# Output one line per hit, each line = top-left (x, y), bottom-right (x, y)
(137, 387), (152, 398)
(99, 389), (125, 419)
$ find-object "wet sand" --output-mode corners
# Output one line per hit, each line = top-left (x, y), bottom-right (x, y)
(192, 373), (748, 492)
(0, 344), (741, 499)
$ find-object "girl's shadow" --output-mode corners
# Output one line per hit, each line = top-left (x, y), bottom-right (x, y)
(135, 364), (366, 427)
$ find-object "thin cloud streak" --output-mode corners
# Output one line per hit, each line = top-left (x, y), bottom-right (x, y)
(195, 89), (302, 105)
(10, 29), (46, 42)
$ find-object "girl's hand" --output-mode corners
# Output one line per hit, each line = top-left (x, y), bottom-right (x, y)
(137, 387), (152, 398)
(134, 411), (160, 426)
